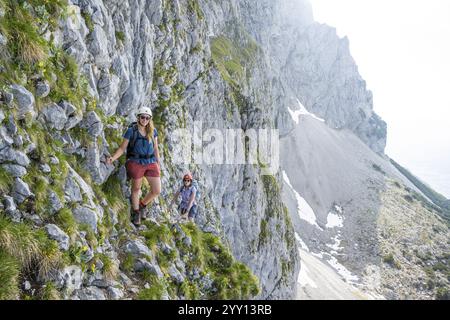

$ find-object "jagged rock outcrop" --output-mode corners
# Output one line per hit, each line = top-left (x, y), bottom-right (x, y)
(1, 0), (299, 299)
(2, 0), (445, 301)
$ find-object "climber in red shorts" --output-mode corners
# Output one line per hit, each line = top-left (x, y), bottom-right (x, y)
(106, 106), (161, 226)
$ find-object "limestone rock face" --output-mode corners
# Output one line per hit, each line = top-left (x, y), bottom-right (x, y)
(2, 0), (420, 301)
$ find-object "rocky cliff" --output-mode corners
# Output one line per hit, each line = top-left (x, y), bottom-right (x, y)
(1, 0), (447, 301)
(0, 0), (300, 299)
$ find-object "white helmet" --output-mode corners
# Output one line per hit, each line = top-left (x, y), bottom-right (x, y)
(135, 106), (153, 118)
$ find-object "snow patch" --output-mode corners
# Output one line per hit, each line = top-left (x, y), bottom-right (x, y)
(295, 232), (310, 252)
(326, 234), (342, 254)
(282, 171), (322, 230)
(326, 256), (359, 284)
(297, 256), (318, 288)
(288, 99), (325, 124)
(326, 212), (344, 228)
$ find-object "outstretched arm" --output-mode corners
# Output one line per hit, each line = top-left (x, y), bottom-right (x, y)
(106, 139), (129, 164)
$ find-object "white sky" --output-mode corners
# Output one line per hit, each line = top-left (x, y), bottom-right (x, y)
(309, 0), (450, 198)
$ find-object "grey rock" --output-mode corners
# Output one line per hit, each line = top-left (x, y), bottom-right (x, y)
(3, 196), (20, 222)
(23, 281), (31, 291)
(160, 85), (171, 99)
(160, 242), (173, 255)
(118, 272), (133, 287)
(6, 115), (17, 135)
(6, 209), (21, 223)
(45, 224), (70, 251)
(39, 163), (51, 173)
(199, 274), (214, 292)
(84, 144), (114, 184)
(10, 85), (35, 120)
(0, 33), (6, 46)
(107, 287), (124, 300)
(182, 236), (192, 247)
(95, 259), (104, 271)
(168, 264), (185, 284)
(13, 134), (23, 148)
(72, 205), (98, 233)
(87, 26), (109, 67)
(1, 164), (27, 177)
(24, 142), (36, 155)
(59, 265), (83, 292)
(134, 258), (164, 278)
(3, 91), (14, 106)
(0, 126), (13, 149)
(41, 103), (68, 130)
(65, 113), (83, 131)
(0, 109), (4, 122)
(49, 156), (60, 165)
(64, 175), (83, 203)
(122, 239), (152, 257)
(73, 286), (106, 300)
(35, 81), (50, 98)
(3, 195), (17, 212)
(12, 178), (33, 203)
(0, 147), (30, 167)
(59, 101), (77, 116)
(23, 213), (43, 226)
(91, 279), (117, 289)
(48, 191), (63, 214)
(128, 287), (139, 294)
(84, 111), (103, 137)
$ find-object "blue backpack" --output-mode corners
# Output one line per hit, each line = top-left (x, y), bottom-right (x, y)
(126, 122), (155, 160)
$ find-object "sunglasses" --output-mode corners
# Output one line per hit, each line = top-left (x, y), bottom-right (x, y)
(139, 115), (151, 120)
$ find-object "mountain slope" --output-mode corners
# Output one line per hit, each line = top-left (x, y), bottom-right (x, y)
(281, 112), (449, 300)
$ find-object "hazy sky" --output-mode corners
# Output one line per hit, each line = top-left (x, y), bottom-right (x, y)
(309, 0), (450, 198)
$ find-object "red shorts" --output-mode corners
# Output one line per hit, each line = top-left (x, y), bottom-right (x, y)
(126, 161), (160, 179)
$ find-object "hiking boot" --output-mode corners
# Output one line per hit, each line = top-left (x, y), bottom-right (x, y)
(131, 209), (141, 226)
(139, 200), (148, 220)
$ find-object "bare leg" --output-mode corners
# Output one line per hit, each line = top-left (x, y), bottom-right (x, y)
(131, 178), (143, 210)
(142, 176), (161, 205)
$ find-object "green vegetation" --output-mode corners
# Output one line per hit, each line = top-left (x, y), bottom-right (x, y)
(38, 281), (61, 300)
(80, 9), (94, 33)
(383, 253), (401, 269)
(137, 273), (166, 300)
(258, 219), (269, 246)
(0, 215), (63, 298)
(0, 166), (14, 194)
(261, 174), (281, 220)
(0, 249), (20, 299)
(121, 253), (135, 274)
(436, 287), (449, 300)
(187, 0), (203, 21)
(390, 158), (450, 222)
(210, 35), (258, 88)
(115, 31), (125, 43)
(130, 220), (260, 300)
(178, 222), (260, 299)
(96, 253), (118, 280)
(54, 208), (77, 238)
